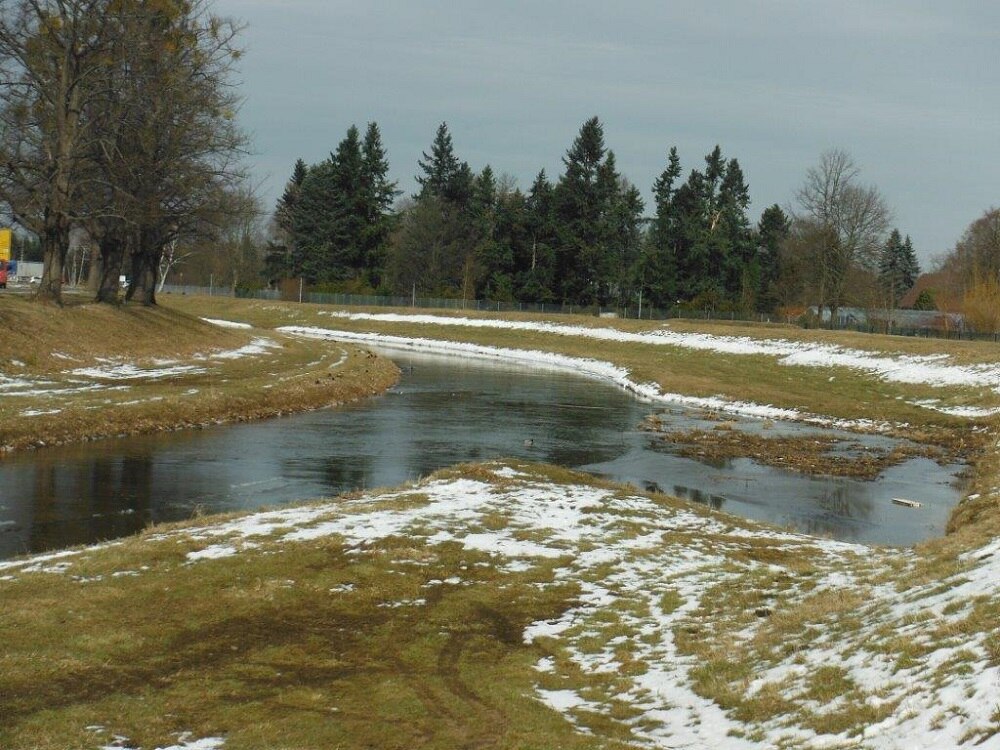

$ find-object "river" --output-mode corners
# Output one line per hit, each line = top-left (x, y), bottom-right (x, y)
(0, 349), (963, 559)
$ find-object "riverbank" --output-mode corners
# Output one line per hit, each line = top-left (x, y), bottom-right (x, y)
(6, 293), (1000, 748)
(4, 460), (1000, 749)
(162, 294), (999, 520)
(0, 295), (400, 454)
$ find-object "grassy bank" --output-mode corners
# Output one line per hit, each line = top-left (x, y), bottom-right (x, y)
(5, 293), (1000, 748)
(161, 294), (999, 438)
(162, 294), (999, 493)
(4, 461), (1000, 748)
(0, 294), (399, 453)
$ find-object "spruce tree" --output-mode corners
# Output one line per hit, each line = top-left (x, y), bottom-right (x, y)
(471, 165), (498, 229)
(476, 171), (524, 301)
(606, 174), (645, 308)
(756, 204), (790, 313)
(902, 235), (920, 290)
(268, 158), (308, 279)
(879, 229), (921, 305)
(415, 122), (472, 206)
(292, 157), (338, 283)
(672, 169), (711, 302)
(328, 124), (366, 276)
(391, 123), (479, 295)
(670, 146), (753, 309)
(360, 122), (399, 288)
(275, 159), (308, 239)
(553, 116), (614, 304)
(641, 147), (683, 308)
(519, 169), (557, 302)
(293, 125), (381, 284)
(718, 158), (754, 306)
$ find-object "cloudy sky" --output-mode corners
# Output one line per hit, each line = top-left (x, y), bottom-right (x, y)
(215, 1), (999, 266)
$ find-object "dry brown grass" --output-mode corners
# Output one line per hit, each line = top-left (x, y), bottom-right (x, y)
(0, 294), (399, 453)
(161, 294), (999, 435)
(644, 421), (948, 478)
(0, 470), (635, 750)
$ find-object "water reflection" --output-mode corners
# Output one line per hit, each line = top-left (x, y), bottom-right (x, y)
(672, 485), (728, 511)
(0, 350), (964, 558)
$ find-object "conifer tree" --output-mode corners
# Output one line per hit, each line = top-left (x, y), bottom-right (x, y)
(902, 235), (919, 288)
(284, 123), (398, 287)
(668, 146), (755, 308)
(672, 168), (711, 301)
(415, 122), (472, 206)
(878, 228), (920, 305)
(605, 173), (644, 308)
(476, 172), (525, 301)
(471, 165), (498, 230)
(640, 147), (683, 307)
(718, 158), (755, 306)
(553, 116), (617, 304)
(292, 156), (337, 283)
(360, 123), (399, 287)
(268, 159), (308, 280)
(275, 159), (308, 238)
(328, 124), (366, 276)
(756, 204), (790, 313)
(519, 169), (557, 302)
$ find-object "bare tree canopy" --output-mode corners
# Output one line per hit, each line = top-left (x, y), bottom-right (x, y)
(953, 207), (1000, 285)
(0, 0), (249, 305)
(0, 0), (109, 302)
(792, 149), (891, 319)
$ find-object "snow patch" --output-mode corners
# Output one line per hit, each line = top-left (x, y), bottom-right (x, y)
(280, 326), (886, 429)
(71, 363), (205, 380)
(200, 317), (253, 329)
(320, 311), (1000, 394)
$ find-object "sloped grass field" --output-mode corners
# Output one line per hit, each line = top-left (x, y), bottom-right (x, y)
(0, 295), (399, 453)
(5, 462), (1000, 748)
(5, 293), (1000, 748)
(162, 295), (1000, 445)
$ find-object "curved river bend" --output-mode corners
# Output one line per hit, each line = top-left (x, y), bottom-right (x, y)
(0, 349), (963, 559)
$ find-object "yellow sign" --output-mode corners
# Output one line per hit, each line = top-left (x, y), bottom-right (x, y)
(0, 228), (10, 262)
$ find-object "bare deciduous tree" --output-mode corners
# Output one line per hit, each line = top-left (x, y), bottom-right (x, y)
(0, 0), (248, 306)
(952, 208), (1000, 287)
(0, 0), (109, 303)
(793, 149), (891, 323)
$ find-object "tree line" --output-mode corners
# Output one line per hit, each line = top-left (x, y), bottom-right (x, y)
(268, 119), (921, 316)
(0, 0), (248, 305)
(0, 2), (926, 318)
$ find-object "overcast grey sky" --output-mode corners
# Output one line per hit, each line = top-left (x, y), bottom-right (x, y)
(215, 1), (999, 265)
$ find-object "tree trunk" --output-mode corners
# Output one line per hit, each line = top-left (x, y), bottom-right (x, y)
(35, 220), (70, 304)
(96, 232), (127, 304)
(126, 228), (159, 306)
(87, 243), (102, 293)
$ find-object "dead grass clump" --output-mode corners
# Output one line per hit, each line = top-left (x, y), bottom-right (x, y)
(645, 425), (947, 479)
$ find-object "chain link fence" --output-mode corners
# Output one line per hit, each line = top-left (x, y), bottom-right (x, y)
(160, 285), (994, 341)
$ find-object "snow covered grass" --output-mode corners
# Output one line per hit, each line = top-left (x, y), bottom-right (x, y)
(5, 461), (1000, 749)
(0, 296), (398, 453)
(165, 296), (1000, 446)
(320, 310), (1000, 393)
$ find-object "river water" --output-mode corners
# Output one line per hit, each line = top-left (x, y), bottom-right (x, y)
(0, 350), (963, 559)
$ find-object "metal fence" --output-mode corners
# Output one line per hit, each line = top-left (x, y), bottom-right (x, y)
(159, 284), (995, 341)
(160, 284), (779, 322)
